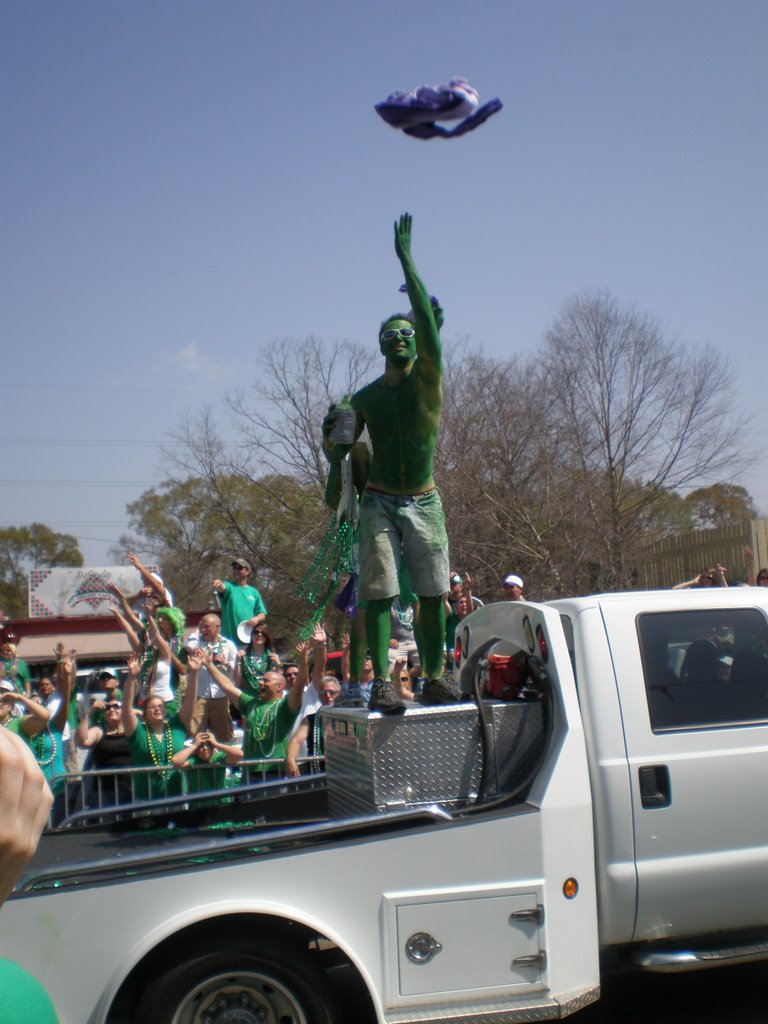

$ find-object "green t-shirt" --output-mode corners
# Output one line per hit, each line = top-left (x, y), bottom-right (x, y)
(2, 658), (30, 695)
(184, 750), (228, 792)
(240, 693), (299, 761)
(218, 582), (267, 645)
(126, 714), (187, 799)
(0, 959), (59, 1023)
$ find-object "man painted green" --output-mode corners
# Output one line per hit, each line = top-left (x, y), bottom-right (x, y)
(323, 213), (459, 711)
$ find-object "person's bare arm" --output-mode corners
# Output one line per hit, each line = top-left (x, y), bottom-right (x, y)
(390, 657), (415, 700)
(171, 732), (204, 769)
(106, 581), (144, 633)
(108, 601), (142, 651)
(76, 712), (103, 750)
(121, 653), (141, 738)
(286, 665), (308, 712)
(210, 736), (244, 765)
(744, 546), (756, 587)
(1, 694), (50, 738)
(395, 213), (441, 388)
(146, 615), (171, 661)
(51, 651), (74, 734)
(178, 648), (202, 731)
(714, 563), (728, 588)
(197, 650), (243, 712)
(462, 572), (475, 607)
(285, 720), (309, 778)
(311, 624), (327, 685)
(672, 576), (701, 590)
(296, 640), (310, 689)
(128, 553), (167, 603)
(340, 633), (351, 684)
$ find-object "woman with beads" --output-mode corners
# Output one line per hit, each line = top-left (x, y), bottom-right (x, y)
(0, 640), (31, 697)
(121, 648), (197, 801)
(2, 647), (72, 822)
(235, 622), (280, 698)
(108, 592), (187, 713)
(136, 608), (188, 714)
(0, 688), (50, 742)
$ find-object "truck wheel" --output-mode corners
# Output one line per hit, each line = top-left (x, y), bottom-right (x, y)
(134, 936), (339, 1024)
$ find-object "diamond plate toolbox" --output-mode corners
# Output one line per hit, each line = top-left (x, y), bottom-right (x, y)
(323, 701), (544, 818)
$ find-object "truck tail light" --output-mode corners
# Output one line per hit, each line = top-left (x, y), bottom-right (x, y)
(536, 625), (549, 663)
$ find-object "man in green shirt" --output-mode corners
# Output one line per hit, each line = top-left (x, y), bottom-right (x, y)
(195, 652), (307, 779)
(212, 558), (267, 645)
(322, 213), (460, 712)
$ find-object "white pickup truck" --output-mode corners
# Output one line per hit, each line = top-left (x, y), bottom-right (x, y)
(4, 588), (768, 1024)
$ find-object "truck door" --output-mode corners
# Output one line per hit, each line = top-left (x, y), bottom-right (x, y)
(449, 601), (601, 1015)
(601, 600), (768, 941)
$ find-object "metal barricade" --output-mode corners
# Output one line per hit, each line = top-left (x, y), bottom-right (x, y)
(48, 756), (325, 829)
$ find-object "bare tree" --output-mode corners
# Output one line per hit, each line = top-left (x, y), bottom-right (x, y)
(437, 349), (592, 599)
(544, 291), (750, 589)
(227, 336), (371, 490)
(115, 339), (374, 636)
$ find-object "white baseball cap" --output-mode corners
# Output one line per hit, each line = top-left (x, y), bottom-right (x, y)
(503, 574), (524, 589)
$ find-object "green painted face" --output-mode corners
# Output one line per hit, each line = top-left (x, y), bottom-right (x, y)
(379, 319), (416, 365)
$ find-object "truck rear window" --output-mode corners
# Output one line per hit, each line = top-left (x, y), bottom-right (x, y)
(637, 608), (768, 732)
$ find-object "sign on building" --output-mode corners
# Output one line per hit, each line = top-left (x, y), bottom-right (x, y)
(28, 566), (157, 618)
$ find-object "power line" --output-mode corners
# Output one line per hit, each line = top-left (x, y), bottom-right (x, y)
(0, 481), (158, 487)
(2, 522), (129, 528)
(0, 438), (247, 448)
(0, 439), (172, 448)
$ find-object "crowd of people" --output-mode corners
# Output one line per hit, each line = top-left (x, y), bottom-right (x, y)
(2, 548), (767, 824)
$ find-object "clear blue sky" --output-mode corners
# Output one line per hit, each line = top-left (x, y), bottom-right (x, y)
(3, 0), (766, 568)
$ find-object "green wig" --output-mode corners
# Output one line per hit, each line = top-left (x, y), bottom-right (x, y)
(157, 605), (186, 639)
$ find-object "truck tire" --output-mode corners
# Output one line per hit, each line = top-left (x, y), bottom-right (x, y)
(133, 935), (339, 1024)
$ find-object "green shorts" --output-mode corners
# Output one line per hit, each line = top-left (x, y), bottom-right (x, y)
(357, 488), (449, 600)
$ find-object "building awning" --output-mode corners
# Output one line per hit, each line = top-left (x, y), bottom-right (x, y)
(17, 631), (133, 664)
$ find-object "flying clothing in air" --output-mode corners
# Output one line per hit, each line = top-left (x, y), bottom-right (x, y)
(375, 77), (502, 139)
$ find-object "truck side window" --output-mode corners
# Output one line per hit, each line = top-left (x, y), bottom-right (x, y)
(637, 609), (768, 732)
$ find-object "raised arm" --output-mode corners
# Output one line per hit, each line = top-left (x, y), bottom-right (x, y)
(462, 572), (475, 608)
(311, 624), (327, 686)
(106, 581), (144, 634)
(744, 546), (756, 587)
(295, 640), (310, 690)
(390, 657), (415, 701)
(146, 614), (171, 662)
(285, 720), (309, 778)
(340, 633), (351, 684)
(286, 665), (309, 713)
(394, 213), (441, 381)
(178, 648), (202, 730)
(197, 650), (243, 711)
(76, 710), (103, 750)
(52, 651), (74, 734)
(128, 553), (168, 603)
(121, 653), (141, 738)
